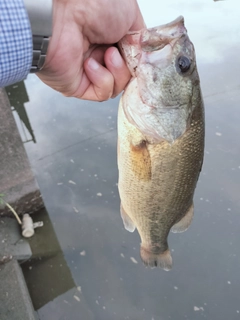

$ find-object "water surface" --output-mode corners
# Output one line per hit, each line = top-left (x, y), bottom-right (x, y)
(10, 0), (240, 319)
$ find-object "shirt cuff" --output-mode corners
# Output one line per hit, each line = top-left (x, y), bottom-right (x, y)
(0, 0), (32, 87)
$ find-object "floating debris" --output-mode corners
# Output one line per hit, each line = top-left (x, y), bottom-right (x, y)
(80, 250), (86, 256)
(174, 286), (178, 290)
(57, 182), (63, 185)
(74, 295), (80, 302)
(70, 159), (74, 163)
(194, 306), (204, 311)
(73, 207), (79, 213)
(77, 286), (81, 292)
(120, 253), (125, 258)
(97, 193), (102, 197)
(69, 180), (76, 185)
(130, 257), (138, 264)
(215, 132), (222, 136)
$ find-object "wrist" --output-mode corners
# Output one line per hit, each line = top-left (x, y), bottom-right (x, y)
(24, 0), (53, 72)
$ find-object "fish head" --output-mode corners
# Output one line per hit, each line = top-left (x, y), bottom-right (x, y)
(124, 16), (199, 108)
(119, 17), (202, 142)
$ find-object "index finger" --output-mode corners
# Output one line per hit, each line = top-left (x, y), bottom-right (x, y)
(130, 1), (146, 31)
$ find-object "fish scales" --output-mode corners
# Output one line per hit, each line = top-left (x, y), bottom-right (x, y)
(118, 99), (204, 249)
(117, 16), (204, 270)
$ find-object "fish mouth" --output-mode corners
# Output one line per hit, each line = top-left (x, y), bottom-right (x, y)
(158, 15), (186, 32)
(140, 16), (187, 52)
(119, 16), (188, 77)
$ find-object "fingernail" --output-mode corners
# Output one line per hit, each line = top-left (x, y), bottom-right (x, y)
(88, 58), (99, 70)
(111, 49), (123, 68)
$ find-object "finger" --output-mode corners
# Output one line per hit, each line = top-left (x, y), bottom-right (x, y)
(84, 45), (109, 64)
(104, 47), (131, 97)
(130, 2), (146, 31)
(79, 57), (114, 101)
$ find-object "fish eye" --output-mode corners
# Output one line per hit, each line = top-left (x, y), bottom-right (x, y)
(178, 56), (191, 73)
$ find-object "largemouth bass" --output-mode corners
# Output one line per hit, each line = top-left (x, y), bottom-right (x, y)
(117, 16), (204, 271)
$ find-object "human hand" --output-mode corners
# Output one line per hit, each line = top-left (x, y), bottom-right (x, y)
(37, 0), (145, 101)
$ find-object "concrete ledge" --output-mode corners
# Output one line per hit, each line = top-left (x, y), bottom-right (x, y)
(0, 259), (38, 320)
(0, 88), (43, 216)
(0, 217), (37, 319)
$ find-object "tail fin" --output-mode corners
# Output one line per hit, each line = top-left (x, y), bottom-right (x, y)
(140, 246), (172, 271)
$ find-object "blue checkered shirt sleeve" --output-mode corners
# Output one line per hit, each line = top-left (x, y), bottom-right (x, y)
(0, 0), (32, 87)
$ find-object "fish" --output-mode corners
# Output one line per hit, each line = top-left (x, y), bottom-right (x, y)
(117, 16), (204, 271)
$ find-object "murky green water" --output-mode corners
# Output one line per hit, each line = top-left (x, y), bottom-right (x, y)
(7, 0), (240, 319)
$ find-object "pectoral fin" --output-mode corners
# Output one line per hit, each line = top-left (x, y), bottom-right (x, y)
(130, 140), (152, 181)
(120, 204), (135, 232)
(171, 203), (194, 233)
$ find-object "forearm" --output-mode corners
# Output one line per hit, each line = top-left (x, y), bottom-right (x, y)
(0, 0), (52, 87)
(0, 0), (32, 87)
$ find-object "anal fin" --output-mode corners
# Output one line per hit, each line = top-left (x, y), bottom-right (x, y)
(120, 204), (135, 233)
(171, 203), (194, 233)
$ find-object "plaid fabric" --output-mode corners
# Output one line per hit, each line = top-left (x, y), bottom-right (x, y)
(0, 0), (32, 87)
